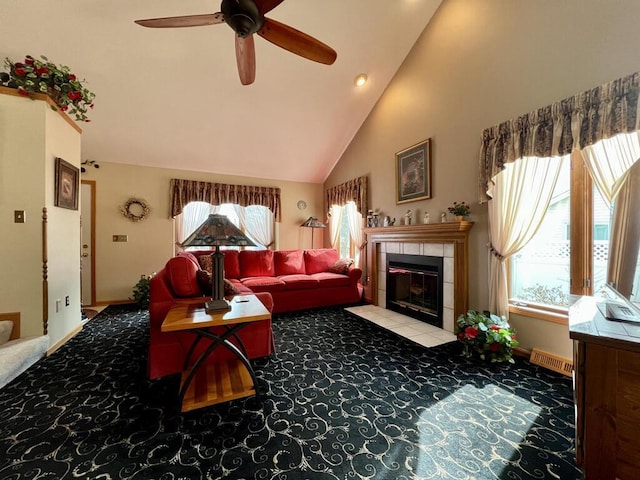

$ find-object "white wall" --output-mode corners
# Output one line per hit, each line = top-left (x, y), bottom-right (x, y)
(0, 91), (82, 345)
(325, 0), (640, 357)
(0, 94), (46, 337)
(44, 105), (82, 345)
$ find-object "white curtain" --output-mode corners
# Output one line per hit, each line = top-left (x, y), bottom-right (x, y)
(244, 205), (274, 249)
(175, 201), (217, 244)
(177, 203), (276, 250)
(582, 131), (640, 205)
(328, 205), (343, 249)
(344, 201), (363, 267)
(487, 155), (565, 317)
(232, 204), (247, 230)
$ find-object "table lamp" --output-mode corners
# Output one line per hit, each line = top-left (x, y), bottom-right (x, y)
(180, 213), (255, 312)
(301, 216), (327, 248)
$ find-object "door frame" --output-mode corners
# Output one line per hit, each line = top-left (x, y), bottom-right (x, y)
(81, 180), (96, 306)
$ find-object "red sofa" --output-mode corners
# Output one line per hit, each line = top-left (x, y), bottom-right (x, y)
(148, 248), (362, 380)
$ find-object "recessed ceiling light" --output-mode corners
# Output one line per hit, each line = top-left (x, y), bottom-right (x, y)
(354, 73), (368, 87)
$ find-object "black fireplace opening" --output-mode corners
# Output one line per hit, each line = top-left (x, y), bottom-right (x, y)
(386, 253), (443, 328)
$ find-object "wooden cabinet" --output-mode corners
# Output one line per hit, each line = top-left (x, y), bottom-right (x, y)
(569, 296), (640, 479)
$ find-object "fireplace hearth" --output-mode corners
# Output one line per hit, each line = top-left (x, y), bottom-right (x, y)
(386, 253), (443, 328)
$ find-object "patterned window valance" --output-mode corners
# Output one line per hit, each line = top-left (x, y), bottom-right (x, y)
(325, 175), (368, 214)
(479, 72), (640, 203)
(170, 178), (281, 221)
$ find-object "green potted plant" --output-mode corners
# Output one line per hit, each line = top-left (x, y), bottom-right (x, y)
(132, 274), (154, 309)
(0, 54), (95, 122)
(456, 310), (519, 363)
(447, 201), (471, 221)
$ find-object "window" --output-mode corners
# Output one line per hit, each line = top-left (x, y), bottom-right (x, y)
(329, 202), (362, 266)
(509, 152), (613, 311)
(177, 202), (273, 251)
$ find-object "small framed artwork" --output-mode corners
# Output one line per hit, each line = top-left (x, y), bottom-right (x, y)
(396, 138), (431, 204)
(54, 157), (79, 210)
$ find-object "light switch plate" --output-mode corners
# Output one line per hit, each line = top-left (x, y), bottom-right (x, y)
(14, 210), (25, 223)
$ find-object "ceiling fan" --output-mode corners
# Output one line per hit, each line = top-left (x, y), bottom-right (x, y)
(135, 0), (337, 85)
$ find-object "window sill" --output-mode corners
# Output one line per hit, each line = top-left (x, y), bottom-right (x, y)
(509, 304), (568, 325)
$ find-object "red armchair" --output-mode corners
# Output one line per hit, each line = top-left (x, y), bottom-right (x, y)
(148, 254), (274, 380)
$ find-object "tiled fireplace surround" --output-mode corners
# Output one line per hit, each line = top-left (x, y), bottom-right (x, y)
(363, 222), (474, 333)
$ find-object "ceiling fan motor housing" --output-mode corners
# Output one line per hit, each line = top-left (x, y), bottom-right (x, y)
(221, 0), (264, 37)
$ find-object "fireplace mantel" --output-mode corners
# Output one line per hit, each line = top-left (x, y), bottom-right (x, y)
(363, 221), (474, 328)
(364, 221), (473, 241)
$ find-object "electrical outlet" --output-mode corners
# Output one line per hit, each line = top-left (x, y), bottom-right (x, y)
(65, 296), (70, 306)
(113, 235), (128, 242)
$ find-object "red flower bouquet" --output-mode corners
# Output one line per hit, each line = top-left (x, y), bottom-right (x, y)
(1, 55), (95, 122)
(456, 310), (519, 363)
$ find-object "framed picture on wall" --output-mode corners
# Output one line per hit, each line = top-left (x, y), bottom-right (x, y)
(395, 138), (431, 204)
(54, 157), (79, 210)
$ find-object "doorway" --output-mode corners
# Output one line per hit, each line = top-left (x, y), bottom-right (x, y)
(80, 180), (96, 306)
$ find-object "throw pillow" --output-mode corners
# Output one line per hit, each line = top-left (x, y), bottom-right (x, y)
(329, 258), (354, 275)
(196, 270), (240, 297)
(224, 279), (241, 296)
(196, 269), (213, 295)
(198, 254), (213, 274)
(0, 320), (13, 345)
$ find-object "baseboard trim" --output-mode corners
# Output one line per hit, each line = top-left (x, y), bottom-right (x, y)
(94, 300), (135, 306)
(514, 347), (530, 358)
(47, 324), (82, 355)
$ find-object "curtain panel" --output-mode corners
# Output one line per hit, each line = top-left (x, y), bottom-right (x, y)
(170, 179), (281, 221)
(479, 72), (640, 203)
(325, 176), (368, 214)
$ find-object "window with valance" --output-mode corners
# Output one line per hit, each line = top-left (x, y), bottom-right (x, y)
(326, 176), (368, 268)
(479, 72), (640, 318)
(325, 175), (368, 215)
(170, 178), (281, 221)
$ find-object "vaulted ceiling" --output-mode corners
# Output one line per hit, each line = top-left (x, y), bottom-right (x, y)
(0, 0), (441, 183)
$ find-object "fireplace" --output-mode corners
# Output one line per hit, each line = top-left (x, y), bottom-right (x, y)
(386, 253), (443, 328)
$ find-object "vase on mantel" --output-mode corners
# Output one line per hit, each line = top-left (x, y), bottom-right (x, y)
(455, 216), (464, 222)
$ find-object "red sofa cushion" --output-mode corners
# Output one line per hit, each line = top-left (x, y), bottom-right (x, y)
(240, 250), (275, 277)
(274, 250), (305, 276)
(304, 249), (340, 274)
(310, 272), (353, 287)
(223, 250), (241, 279)
(165, 256), (201, 297)
(241, 276), (286, 292)
(278, 274), (320, 290)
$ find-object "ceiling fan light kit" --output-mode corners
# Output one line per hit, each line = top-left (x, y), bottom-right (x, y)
(135, 0), (337, 86)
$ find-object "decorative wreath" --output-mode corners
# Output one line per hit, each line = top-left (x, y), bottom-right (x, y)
(120, 198), (151, 222)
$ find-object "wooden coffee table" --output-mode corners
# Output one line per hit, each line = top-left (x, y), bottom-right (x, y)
(161, 294), (271, 412)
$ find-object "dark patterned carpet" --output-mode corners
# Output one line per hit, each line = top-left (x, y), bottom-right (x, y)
(0, 305), (581, 480)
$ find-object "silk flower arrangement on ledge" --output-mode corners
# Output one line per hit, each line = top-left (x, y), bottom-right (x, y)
(0, 54), (95, 122)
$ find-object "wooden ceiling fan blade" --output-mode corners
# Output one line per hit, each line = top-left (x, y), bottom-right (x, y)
(134, 13), (224, 28)
(258, 17), (336, 65)
(254, 0), (286, 15)
(235, 35), (256, 85)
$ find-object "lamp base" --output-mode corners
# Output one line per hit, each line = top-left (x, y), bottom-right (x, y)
(205, 298), (231, 313)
